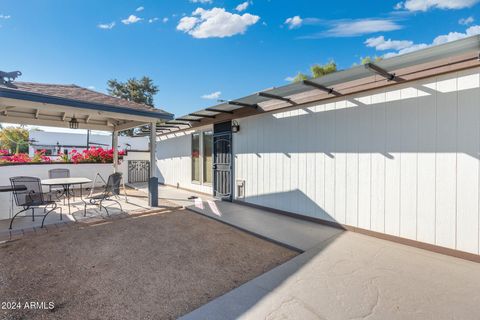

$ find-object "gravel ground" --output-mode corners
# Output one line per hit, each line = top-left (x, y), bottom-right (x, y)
(0, 209), (296, 320)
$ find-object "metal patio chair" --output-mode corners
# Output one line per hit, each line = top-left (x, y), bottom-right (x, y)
(9, 176), (62, 229)
(48, 168), (72, 202)
(88, 172), (124, 216)
(48, 168), (70, 179)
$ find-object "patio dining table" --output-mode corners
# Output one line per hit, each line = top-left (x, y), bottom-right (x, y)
(41, 177), (92, 216)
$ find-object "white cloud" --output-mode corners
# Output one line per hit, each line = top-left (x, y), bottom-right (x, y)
(0, 14), (11, 19)
(97, 22), (116, 29)
(365, 36), (414, 51)
(383, 43), (429, 58)
(284, 76), (295, 82)
(433, 24), (480, 44)
(397, 0), (479, 11)
(122, 15), (143, 25)
(163, 17), (169, 23)
(324, 19), (402, 37)
(190, 0), (213, 3)
(394, 2), (403, 9)
(87, 86), (96, 90)
(459, 16), (474, 25)
(148, 17), (159, 23)
(236, 1), (250, 12)
(136, 6), (144, 12)
(177, 17), (200, 32)
(177, 7), (260, 38)
(201, 91), (221, 99)
(284, 16), (303, 29)
(377, 25), (480, 58)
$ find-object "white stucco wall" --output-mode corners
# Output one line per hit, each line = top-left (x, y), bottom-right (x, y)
(233, 68), (480, 255)
(0, 163), (113, 220)
(156, 130), (213, 194)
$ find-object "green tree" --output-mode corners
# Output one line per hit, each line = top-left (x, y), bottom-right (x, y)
(0, 127), (29, 153)
(292, 72), (309, 83)
(311, 61), (337, 78)
(107, 76), (159, 107)
(292, 61), (337, 83)
(357, 55), (383, 66)
(107, 76), (159, 136)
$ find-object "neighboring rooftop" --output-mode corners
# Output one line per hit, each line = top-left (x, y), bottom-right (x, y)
(0, 80), (173, 132)
(0, 81), (171, 116)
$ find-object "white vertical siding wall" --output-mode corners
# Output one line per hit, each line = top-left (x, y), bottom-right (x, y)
(156, 132), (212, 194)
(233, 68), (480, 254)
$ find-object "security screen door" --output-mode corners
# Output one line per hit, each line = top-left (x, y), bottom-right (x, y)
(213, 121), (232, 201)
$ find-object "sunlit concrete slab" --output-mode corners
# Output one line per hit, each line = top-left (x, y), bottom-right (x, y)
(182, 231), (480, 320)
(129, 182), (213, 208)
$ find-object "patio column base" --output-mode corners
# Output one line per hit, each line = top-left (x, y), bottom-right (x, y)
(148, 177), (158, 207)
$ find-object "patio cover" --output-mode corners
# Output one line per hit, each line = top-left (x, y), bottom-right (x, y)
(153, 34), (480, 135)
(0, 81), (174, 207)
(0, 82), (173, 131)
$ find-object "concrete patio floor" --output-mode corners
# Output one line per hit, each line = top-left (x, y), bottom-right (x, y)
(182, 231), (480, 320)
(143, 185), (480, 320)
(0, 187), (176, 239)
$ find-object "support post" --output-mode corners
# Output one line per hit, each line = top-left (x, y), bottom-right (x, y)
(113, 130), (119, 173)
(148, 122), (158, 207)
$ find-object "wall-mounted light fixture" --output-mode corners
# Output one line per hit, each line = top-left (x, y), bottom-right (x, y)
(231, 120), (240, 133)
(69, 116), (79, 129)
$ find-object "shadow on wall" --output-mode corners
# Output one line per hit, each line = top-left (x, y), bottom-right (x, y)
(155, 133), (191, 185)
(155, 157), (165, 185)
(242, 188), (338, 225)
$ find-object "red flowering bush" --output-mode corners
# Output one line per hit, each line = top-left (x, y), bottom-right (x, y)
(70, 147), (123, 164)
(0, 151), (52, 164)
(58, 152), (69, 163)
(1, 153), (31, 163)
(0, 149), (9, 156)
(0, 147), (122, 165)
(31, 149), (52, 163)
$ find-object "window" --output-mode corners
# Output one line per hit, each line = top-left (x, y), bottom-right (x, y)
(191, 133), (200, 182)
(203, 131), (213, 184)
(191, 130), (214, 184)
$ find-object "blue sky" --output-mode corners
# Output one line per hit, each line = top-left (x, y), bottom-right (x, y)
(1, 0), (479, 121)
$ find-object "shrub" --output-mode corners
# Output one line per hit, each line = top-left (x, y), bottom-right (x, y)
(0, 147), (123, 165)
(31, 149), (52, 163)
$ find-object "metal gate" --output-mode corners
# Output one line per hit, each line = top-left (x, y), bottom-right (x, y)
(128, 160), (150, 183)
(213, 133), (232, 201)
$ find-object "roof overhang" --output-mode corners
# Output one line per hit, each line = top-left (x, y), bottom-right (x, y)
(0, 87), (174, 132)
